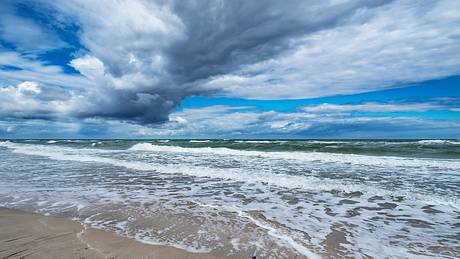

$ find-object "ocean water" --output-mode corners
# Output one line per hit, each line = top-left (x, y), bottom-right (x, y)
(0, 139), (459, 258)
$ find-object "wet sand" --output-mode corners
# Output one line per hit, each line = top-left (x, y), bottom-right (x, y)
(0, 207), (224, 259)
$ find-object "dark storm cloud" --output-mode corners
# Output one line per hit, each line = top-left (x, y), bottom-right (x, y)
(31, 0), (393, 124)
(166, 0), (392, 83)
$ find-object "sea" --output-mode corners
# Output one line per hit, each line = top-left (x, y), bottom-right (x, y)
(0, 139), (459, 258)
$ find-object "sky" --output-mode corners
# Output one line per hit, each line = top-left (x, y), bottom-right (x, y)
(0, 0), (459, 139)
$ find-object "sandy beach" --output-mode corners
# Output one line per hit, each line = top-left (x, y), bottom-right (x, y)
(0, 207), (224, 259)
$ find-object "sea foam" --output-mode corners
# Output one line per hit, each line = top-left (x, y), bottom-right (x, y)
(129, 142), (460, 170)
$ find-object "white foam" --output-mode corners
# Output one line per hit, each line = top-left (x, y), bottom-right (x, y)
(190, 201), (320, 257)
(189, 140), (211, 143)
(129, 143), (460, 170)
(230, 238), (240, 250)
(236, 207), (320, 259)
(133, 231), (213, 254)
(418, 139), (460, 145)
(234, 140), (276, 143)
(310, 140), (349, 144)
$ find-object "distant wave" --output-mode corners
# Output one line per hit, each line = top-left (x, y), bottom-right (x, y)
(234, 140), (279, 143)
(417, 140), (460, 145)
(129, 143), (460, 170)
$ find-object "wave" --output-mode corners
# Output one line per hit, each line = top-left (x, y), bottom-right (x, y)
(234, 140), (280, 143)
(189, 140), (211, 143)
(91, 142), (102, 147)
(417, 140), (460, 145)
(1, 141), (459, 209)
(129, 143), (460, 170)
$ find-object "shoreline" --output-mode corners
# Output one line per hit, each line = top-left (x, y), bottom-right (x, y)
(0, 207), (226, 259)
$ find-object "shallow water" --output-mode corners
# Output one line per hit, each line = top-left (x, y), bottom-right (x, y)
(0, 140), (459, 258)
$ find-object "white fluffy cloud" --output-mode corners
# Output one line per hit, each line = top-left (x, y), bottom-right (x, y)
(57, 0), (185, 91)
(124, 103), (460, 138)
(0, 81), (83, 119)
(302, 102), (460, 113)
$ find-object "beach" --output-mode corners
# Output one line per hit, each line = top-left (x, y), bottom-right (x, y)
(0, 207), (224, 259)
(0, 139), (459, 258)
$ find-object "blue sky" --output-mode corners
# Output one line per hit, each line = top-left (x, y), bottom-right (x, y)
(0, 0), (460, 139)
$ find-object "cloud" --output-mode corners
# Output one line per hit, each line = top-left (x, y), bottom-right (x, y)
(2, 101), (460, 139)
(17, 81), (41, 94)
(1, 0), (460, 125)
(105, 104), (460, 139)
(0, 51), (92, 90)
(7, 0), (391, 124)
(0, 81), (83, 119)
(204, 0), (460, 99)
(128, 99), (460, 138)
(0, 50), (93, 120)
(302, 102), (460, 113)
(0, 119), (82, 138)
(0, 1), (67, 53)
(0, 125), (14, 134)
